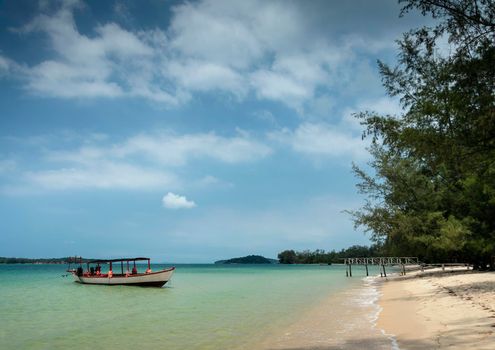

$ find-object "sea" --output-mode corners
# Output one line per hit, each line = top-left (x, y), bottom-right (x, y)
(0, 264), (391, 349)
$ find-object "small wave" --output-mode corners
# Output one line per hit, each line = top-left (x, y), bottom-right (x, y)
(357, 276), (401, 350)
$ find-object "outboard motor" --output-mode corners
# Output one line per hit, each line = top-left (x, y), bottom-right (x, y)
(76, 266), (83, 277)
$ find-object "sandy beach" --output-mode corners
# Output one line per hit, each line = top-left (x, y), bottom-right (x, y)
(257, 275), (390, 350)
(379, 269), (495, 349)
(257, 268), (495, 350)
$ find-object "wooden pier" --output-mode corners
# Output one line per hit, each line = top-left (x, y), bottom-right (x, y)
(343, 257), (419, 277)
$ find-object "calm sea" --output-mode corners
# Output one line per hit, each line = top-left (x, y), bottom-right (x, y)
(0, 264), (383, 349)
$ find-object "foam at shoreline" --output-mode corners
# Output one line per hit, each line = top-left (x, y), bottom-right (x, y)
(364, 275), (400, 350)
(256, 274), (393, 349)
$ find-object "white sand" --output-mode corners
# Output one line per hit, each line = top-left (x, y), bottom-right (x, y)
(378, 270), (495, 349)
(255, 268), (495, 350)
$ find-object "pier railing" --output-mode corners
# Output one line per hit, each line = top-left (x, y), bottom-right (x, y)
(344, 257), (418, 266)
(343, 257), (472, 277)
(343, 256), (419, 277)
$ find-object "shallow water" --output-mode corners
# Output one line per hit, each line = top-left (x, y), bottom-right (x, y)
(0, 264), (383, 349)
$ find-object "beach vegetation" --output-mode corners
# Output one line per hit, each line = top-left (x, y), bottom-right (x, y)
(278, 250), (297, 264)
(350, 0), (495, 269)
(278, 245), (382, 264)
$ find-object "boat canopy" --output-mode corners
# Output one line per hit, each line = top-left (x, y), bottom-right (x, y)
(88, 257), (150, 264)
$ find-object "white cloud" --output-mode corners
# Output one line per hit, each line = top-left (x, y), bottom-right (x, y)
(343, 33), (397, 54)
(341, 97), (403, 131)
(250, 70), (311, 112)
(194, 175), (233, 189)
(270, 123), (368, 160)
(0, 55), (11, 75)
(26, 60), (123, 98)
(162, 192), (196, 209)
(96, 23), (153, 57)
(166, 60), (247, 98)
(24, 162), (176, 191)
(169, 0), (264, 70)
(253, 110), (277, 125)
(2, 130), (271, 193)
(358, 97), (402, 116)
(45, 131), (272, 167)
(112, 131), (272, 166)
(9, 1), (185, 105)
(0, 0), (399, 112)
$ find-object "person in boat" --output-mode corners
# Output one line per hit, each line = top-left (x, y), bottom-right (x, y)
(68, 257), (174, 287)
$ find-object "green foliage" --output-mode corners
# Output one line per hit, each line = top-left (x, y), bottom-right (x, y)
(278, 250), (297, 264)
(278, 245), (382, 264)
(350, 0), (495, 269)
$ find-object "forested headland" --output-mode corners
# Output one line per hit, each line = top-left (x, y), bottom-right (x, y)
(277, 245), (381, 264)
(215, 255), (277, 264)
(349, 0), (495, 269)
(0, 257), (86, 264)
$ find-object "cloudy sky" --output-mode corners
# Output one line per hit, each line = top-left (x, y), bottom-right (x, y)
(0, 0), (428, 262)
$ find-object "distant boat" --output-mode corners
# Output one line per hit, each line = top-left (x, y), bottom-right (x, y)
(67, 257), (175, 287)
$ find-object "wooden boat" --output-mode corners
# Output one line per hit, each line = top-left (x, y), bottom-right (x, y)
(68, 257), (175, 287)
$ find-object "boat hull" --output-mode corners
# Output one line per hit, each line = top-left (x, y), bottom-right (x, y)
(71, 267), (175, 287)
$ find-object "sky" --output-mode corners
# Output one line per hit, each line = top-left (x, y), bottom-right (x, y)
(0, 0), (430, 263)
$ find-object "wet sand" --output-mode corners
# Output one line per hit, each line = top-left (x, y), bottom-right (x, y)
(257, 277), (391, 350)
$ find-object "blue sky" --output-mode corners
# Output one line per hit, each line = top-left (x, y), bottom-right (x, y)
(0, 0), (428, 262)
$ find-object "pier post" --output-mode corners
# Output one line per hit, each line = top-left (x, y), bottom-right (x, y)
(342, 256), (419, 278)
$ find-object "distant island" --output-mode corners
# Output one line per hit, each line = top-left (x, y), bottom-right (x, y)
(214, 255), (278, 264)
(0, 257), (89, 264)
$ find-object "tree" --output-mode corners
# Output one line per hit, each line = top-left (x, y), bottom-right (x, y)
(277, 246), (382, 264)
(350, 0), (495, 269)
(278, 250), (297, 264)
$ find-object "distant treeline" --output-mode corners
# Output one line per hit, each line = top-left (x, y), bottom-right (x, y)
(278, 245), (382, 264)
(0, 257), (89, 264)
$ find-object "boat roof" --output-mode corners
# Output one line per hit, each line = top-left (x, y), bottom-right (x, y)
(88, 257), (150, 264)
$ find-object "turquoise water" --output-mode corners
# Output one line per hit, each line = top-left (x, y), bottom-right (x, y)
(0, 264), (377, 349)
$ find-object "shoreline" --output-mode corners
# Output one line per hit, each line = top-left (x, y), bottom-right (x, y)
(256, 268), (495, 350)
(378, 269), (495, 349)
(256, 274), (391, 349)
